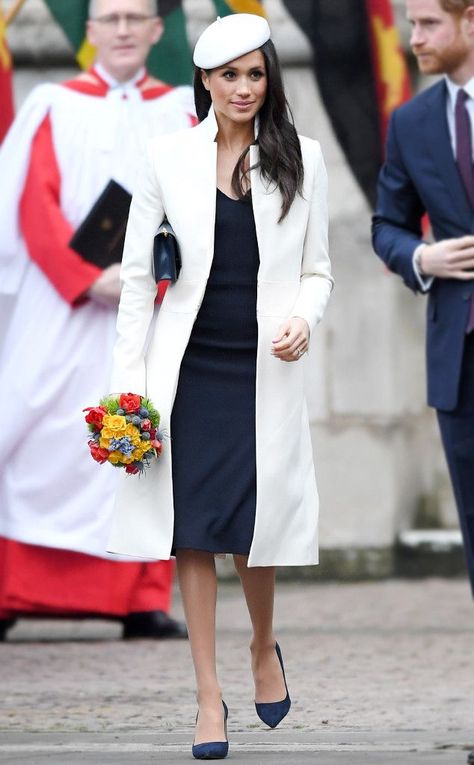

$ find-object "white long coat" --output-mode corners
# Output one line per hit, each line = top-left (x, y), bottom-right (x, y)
(108, 108), (333, 567)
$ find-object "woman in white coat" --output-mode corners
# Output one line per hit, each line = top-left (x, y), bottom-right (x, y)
(109, 13), (333, 760)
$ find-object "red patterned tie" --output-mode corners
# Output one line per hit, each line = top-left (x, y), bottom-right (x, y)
(455, 89), (474, 333)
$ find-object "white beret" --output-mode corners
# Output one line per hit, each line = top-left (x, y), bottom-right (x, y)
(193, 14), (271, 69)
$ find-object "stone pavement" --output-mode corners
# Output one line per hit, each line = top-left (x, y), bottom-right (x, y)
(1, 578), (474, 764)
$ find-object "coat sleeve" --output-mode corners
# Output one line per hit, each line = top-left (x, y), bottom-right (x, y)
(19, 113), (102, 305)
(110, 142), (164, 395)
(290, 141), (333, 332)
(371, 110), (427, 293)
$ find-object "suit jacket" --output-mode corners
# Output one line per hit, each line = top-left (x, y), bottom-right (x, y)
(107, 107), (334, 566)
(372, 79), (474, 411)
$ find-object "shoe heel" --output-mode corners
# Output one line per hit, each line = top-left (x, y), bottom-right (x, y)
(255, 642), (291, 729)
(192, 700), (229, 760)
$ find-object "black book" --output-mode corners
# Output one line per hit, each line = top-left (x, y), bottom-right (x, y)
(69, 180), (132, 269)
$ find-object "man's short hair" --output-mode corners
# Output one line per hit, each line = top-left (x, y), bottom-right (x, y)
(440, 0), (474, 13)
(88, 0), (159, 18)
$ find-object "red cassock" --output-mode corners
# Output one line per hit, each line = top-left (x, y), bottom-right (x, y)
(0, 68), (196, 619)
(0, 538), (173, 617)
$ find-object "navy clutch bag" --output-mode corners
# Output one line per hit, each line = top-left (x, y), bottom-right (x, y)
(153, 220), (181, 283)
(70, 179), (180, 284)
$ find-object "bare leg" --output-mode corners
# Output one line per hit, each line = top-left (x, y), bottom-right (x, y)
(233, 555), (287, 703)
(175, 549), (226, 744)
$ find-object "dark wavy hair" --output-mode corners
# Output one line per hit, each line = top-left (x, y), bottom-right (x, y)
(193, 39), (304, 222)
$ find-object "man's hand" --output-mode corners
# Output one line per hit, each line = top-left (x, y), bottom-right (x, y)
(87, 263), (122, 307)
(420, 236), (474, 279)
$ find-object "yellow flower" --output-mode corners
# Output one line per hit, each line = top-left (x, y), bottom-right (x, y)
(108, 450), (125, 464)
(132, 443), (150, 460)
(125, 424), (141, 444)
(99, 436), (111, 450)
(102, 414), (127, 435)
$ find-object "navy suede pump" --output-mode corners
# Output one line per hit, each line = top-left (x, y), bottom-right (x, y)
(192, 700), (229, 760)
(255, 642), (291, 728)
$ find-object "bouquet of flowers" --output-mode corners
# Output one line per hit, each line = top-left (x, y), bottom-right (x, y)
(84, 393), (163, 475)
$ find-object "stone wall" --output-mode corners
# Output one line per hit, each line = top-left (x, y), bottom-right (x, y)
(3, 0), (458, 576)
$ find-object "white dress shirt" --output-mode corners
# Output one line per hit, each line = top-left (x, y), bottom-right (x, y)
(94, 62), (147, 93)
(444, 75), (474, 154)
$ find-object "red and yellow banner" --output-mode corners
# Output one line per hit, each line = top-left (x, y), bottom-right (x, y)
(366, 0), (411, 142)
(0, 8), (14, 142)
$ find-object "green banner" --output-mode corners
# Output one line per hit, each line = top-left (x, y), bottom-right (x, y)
(147, 6), (192, 85)
(45, 0), (87, 50)
(211, 1), (234, 17)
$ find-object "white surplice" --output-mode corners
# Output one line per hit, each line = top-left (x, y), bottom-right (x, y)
(0, 75), (194, 558)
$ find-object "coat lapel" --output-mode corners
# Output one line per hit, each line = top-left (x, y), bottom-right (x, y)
(197, 109), (281, 280)
(250, 144), (281, 280)
(188, 111), (218, 277)
(424, 81), (472, 225)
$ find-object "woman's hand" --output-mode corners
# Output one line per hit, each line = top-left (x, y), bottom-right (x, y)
(271, 317), (309, 362)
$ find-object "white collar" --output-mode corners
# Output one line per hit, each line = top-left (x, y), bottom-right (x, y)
(94, 62), (146, 91)
(445, 75), (474, 111)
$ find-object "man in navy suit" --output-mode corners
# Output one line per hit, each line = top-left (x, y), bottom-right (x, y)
(373, 3), (474, 741)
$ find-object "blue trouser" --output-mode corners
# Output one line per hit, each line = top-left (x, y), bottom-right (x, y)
(437, 332), (474, 596)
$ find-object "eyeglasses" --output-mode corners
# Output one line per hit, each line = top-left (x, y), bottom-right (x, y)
(92, 13), (156, 30)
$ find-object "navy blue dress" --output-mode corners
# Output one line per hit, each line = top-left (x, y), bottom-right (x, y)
(171, 189), (259, 554)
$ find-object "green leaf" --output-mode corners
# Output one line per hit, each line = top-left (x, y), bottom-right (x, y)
(99, 395), (120, 414)
(141, 396), (160, 427)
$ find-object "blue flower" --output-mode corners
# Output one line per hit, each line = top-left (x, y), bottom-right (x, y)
(109, 437), (135, 457)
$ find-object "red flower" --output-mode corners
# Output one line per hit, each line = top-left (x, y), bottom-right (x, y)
(125, 464), (140, 474)
(83, 406), (107, 428)
(141, 419), (151, 431)
(152, 439), (162, 455)
(149, 428), (156, 439)
(119, 393), (141, 413)
(88, 441), (110, 464)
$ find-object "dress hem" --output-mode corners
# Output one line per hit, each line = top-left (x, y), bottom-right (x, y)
(172, 544), (251, 557)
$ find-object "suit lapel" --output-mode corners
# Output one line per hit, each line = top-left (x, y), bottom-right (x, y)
(424, 81), (472, 225)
